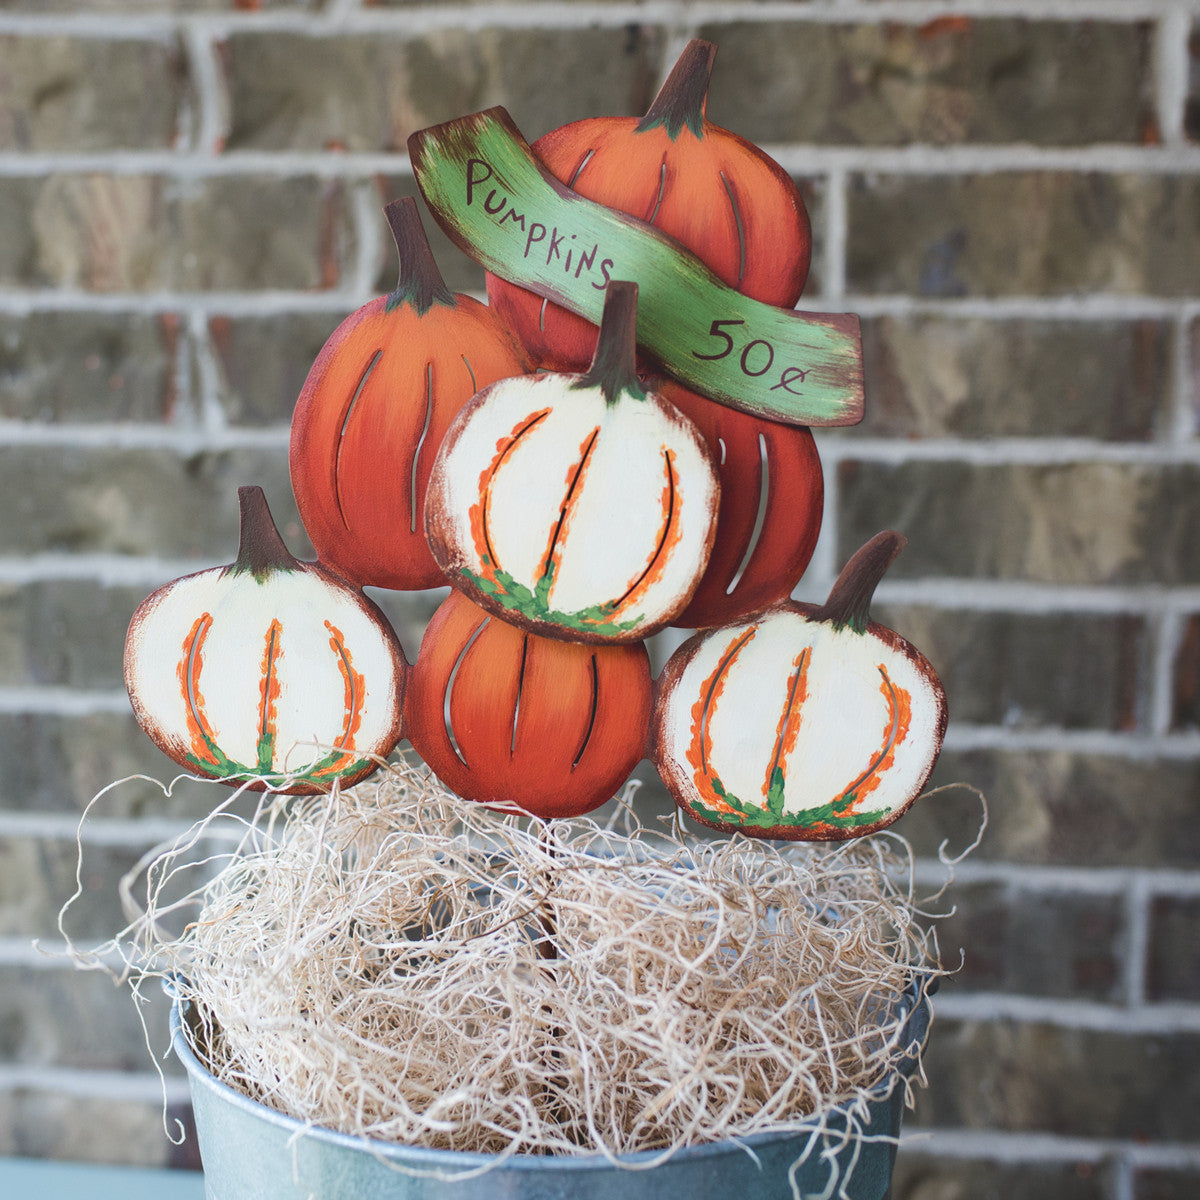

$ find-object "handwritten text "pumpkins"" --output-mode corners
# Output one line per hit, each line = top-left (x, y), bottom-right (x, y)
(467, 158), (615, 293)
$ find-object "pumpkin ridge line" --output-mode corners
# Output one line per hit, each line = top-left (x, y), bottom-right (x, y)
(510, 633), (529, 758)
(697, 626), (757, 779)
(834, 664), (905, 815)
(538, 425), (601, 604)
(335, 349), (383, 531)
(571, 653), (600, 771)
(410, 361), (435, 535)
(476, 408), (552, 578)
(763, 646), (810, 801)
(607, 446), (677, 614)
(720, 169), (747, 289)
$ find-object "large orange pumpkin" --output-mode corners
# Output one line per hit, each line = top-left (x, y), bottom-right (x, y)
(290, 198), (528, 591)
(485, 39), (812, 370)
(661, 379), (824, 629)
(405, 589), (652, 818)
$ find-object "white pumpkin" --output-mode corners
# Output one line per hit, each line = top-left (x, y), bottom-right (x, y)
(425, 281), (719, 643)
(124, 487), (406, 793)
(653, 532), (947, 840)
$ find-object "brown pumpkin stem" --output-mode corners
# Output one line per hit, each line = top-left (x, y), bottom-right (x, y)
(636, 39), (716, 140)
(576, 280), (646, 405)
(813, 531), (907, 635)
(384, 197), (454, 315)
(231, 486), (301, 581)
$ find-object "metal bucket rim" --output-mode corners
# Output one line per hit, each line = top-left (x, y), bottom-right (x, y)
(170, 977), (930, 1173)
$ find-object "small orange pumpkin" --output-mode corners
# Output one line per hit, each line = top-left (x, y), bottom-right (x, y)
(290, 198), (528, 591)
(124, 487), (407, 794)
(653, 532), (947, 840)
(486, 39), (812, 371)
(405, 589), (652, 818)
(660, 379), (824, 629)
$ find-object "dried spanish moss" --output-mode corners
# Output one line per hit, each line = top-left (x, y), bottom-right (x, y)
(65, 758), (948, 1166)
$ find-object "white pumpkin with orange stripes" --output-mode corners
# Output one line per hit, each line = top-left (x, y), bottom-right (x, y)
(123, 487), (407, 794)
(652, 531), (947, 840)
(425, 281), (719, 644)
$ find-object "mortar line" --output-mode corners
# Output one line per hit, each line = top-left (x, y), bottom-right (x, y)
(822, 167), (847, 302)
(1158, 4), (1194, 147)
(911, 859), (1200, 895)
(930, 990), (1200, 1033)
(1, 290), (1194, 323)
(1170, 309), (1197, 442)
(1148, 608), (1187, 736)
(1123, 872), (1153, 1008)
(2, 552), (1199, 615)
(0, 1065), (191, 1105)
(3, 145), (1200, 178)
(181, 16), (227, 156)
(815, 434), (1200, 464)
(899, 1127), (1200, 1168)
(0, 1), (1196, 38)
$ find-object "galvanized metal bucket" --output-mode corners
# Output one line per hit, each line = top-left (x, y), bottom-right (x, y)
(171, 982), (929, 1200)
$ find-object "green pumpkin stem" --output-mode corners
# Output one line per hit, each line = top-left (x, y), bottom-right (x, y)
(636, 39), (716, 140)
(384, 197), (454, 315)
(232, 486), (301, 581)
(813, 531), (906, 635)
(577, 280), (646, 405)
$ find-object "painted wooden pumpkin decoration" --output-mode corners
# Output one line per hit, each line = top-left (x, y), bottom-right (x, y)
(289, 197), (528, 592)
(124, 487), (407, 794)
(405, 589), (651, 818)
(425, 281), (720, 644)
(652, 532), (948, 840)
(485, 39), (812, 371)
(660, 379), (823, 629)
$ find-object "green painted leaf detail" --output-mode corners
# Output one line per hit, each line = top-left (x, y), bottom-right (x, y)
(691, 770), (891, 833)
(408, 109), (863, 428)
(462, 567), (643, 638)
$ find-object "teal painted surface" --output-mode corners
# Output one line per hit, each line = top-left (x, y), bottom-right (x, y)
(173, 984), (929, 1200)
(0, 1157), (205, 1199)
(409, 109), (864, 429)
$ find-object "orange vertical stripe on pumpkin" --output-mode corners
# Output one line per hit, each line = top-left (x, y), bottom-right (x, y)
(178, 613), (218, 767)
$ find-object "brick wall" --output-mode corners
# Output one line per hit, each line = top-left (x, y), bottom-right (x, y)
(1, 1), (1197, 1194)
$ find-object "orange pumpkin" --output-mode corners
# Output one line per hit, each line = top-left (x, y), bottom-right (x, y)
(485, 39), (812, 371)
(405, 589), (652, 818)
(661, 379), (824, 629)
(290, 198), (528, 591)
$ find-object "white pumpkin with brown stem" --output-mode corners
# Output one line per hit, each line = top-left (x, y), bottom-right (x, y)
(652, 531), (948, 840)
(124, 487), (407, 794)
(424, 281), (719, 644)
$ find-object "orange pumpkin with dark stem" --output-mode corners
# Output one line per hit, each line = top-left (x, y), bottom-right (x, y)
(661, 379), (824, 629)
(290, 198), (528, 592)
(405, 589), (652, 818)
(485, 39), (812, 371)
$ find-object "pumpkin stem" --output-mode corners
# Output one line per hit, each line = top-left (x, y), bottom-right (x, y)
(636, 39), (716, 140)
(576, 280), (646, 405)
(813, 531), (906, 635)
(384, 197), (454, 315)
(231, 486), (301, 582)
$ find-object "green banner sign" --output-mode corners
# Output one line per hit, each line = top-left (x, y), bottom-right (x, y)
(408, 108), (863, 428)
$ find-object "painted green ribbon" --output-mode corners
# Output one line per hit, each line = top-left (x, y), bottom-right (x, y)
(408, 108), (863, 428)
